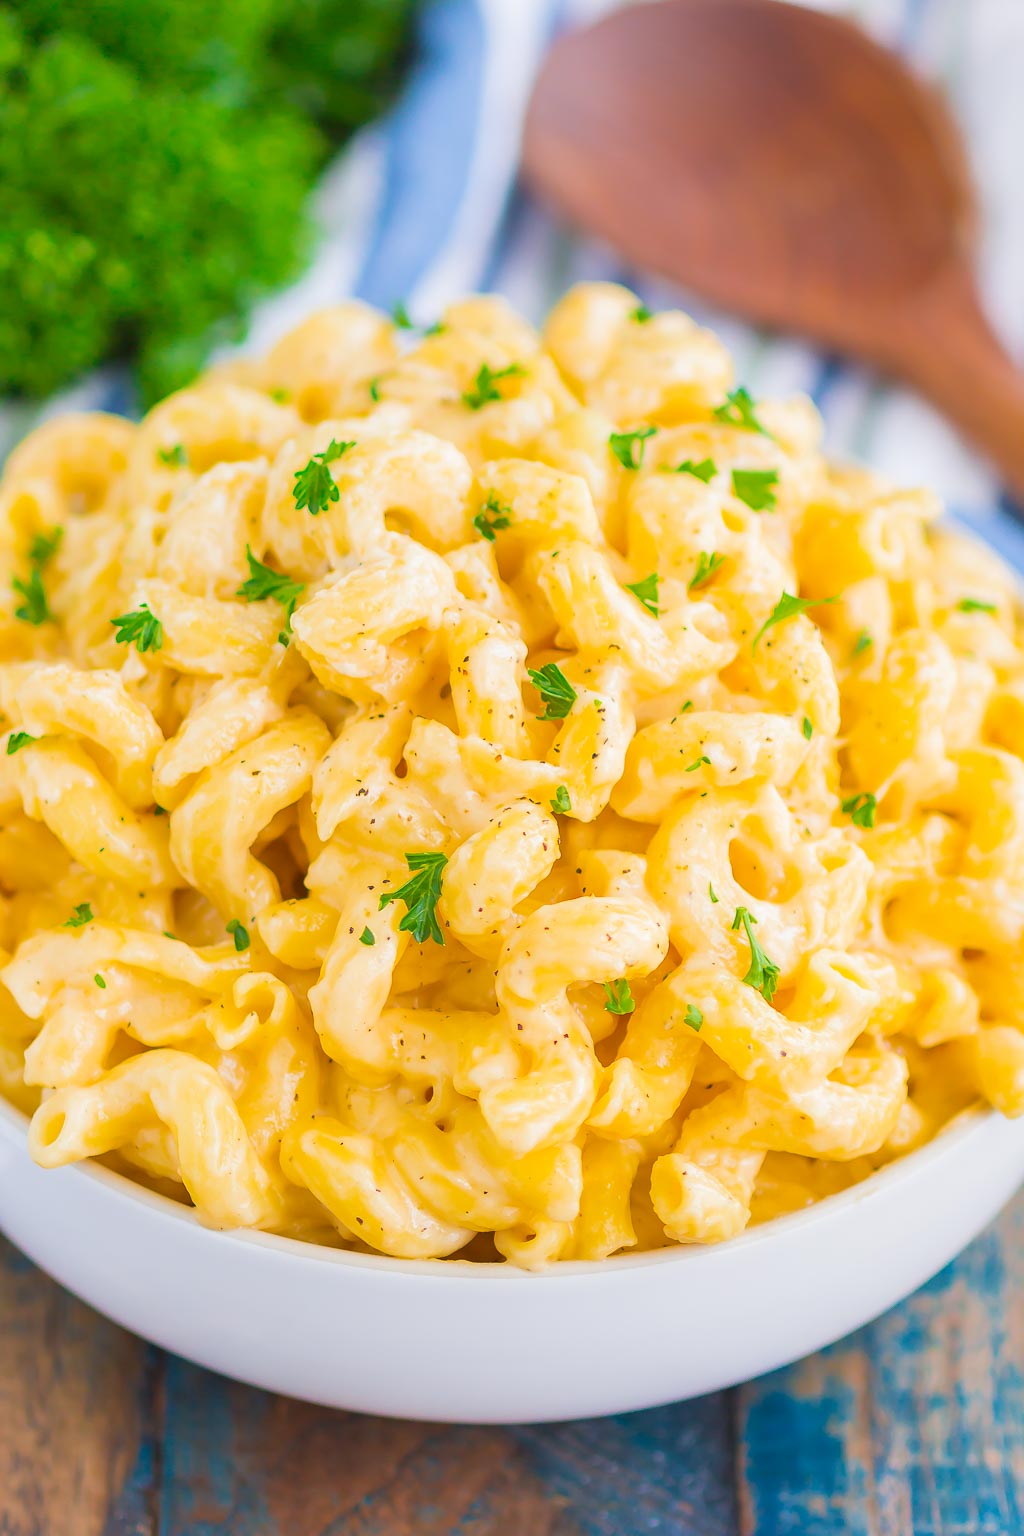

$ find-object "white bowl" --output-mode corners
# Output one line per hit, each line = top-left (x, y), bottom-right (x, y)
(2, 1096), (1023, 1422)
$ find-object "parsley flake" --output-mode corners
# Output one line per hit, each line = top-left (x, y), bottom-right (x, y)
(292, 439), (354, 515)
(958, 597), (997, 614)
(269, 387), (291, 404)
(236, 547), (305, 622)
(842, 791), (878, 829)
(64, 903), (93, 928)
(528, 663), (578, 721)
(157, 443), (188, 468)
(732, 906), (780, 1002)
(368, 377), (381, 402)
(609, 426), (657, 470)
(358, 926), (375, 946)
(853, 630), (873, 657)
(752, 592), (836, 650)
(12, 567), (52, 626)
(379, 851), (448, 946)
(802, 716), (813, 740)
(392, 301), (414, 329)
(473, 493), (512, 542)
(29, 526), (63, 567)
(604, 978), (635, 1015)
(709, 883), (719, 904)
(111, 603), (163, 653)
(226, 919), (250, 952)
(625, 572), (660, 616)
(685, 754), (711, 772)
(462, 363), (524, 410)
(631, 303), (653, 323)
(684, 1004), (703, 1032)
(732, 468), (779, 512)
(6, 731), (36, 755)
(671, 457), (717, 482)
(550, 785), (572, 815)
(689, 551), (726, 591)
(94, 973), (107, 989)
(713, 386), (772, 436)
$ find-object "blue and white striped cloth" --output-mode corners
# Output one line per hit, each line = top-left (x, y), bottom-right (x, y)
(5, 0), (1024, 559)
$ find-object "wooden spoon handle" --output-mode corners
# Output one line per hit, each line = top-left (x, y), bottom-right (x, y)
(886, 263), (1024, 507)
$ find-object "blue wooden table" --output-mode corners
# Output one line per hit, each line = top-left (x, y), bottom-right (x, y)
(2, 1189), (1021, 1535)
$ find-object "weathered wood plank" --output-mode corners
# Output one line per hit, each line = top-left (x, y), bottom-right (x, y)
(0, 1234), (157, 1536)
(735, 1190), (1024, 1536)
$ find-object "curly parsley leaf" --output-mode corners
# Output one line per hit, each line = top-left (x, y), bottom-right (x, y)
(29, 526), (63, 568)
(752, 591), (836, 650)
(528, 662), (577, 721)
(64, 903), (94, 928)
(732, 906), (780, 1002)
(226, 919), (250, 952)
(550, 785), (571, 815)
(6, 731), (36, 755)
(731, 467), (778, 512)
(842, 791), (877, 829)
(609, 426), (657, 470)
(12, 567), (52, 626)
(462, 363), (524, 410)
(236, 547), (305, 621)
(472, 492), (512, 542)
(292, 438), (354, 515)
(111, 602), (163, 653)
(625, 572), (660, 616)
(603, 978), (636, 1015)
(713, 386), (773, 436)
(379, 851), (448, 946)
(689, 551), (726, 591)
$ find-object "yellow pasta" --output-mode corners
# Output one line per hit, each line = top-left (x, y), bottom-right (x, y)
(0, 281), (1018, 1267)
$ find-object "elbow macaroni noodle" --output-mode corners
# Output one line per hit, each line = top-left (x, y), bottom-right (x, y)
(1, 282), (1022, 1266)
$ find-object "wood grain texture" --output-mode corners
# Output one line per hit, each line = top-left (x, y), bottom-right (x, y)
(2, 1194), (1024, 1536)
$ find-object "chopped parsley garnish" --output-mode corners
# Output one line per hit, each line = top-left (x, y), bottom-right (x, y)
(292, 438), (354, 515)
(709, 883), (719, 904)
(732, 906), (780, 1002)
(94, 973), (107, 989)
(6, 731), (36, 755)
(625, 572), (660, 616)
(64, 903), (93, 928)
(391, 300), (414, 329)
(368, 377), (381, 402)
(603, 978), (635, 1015)
(842, 791), (878, 829)
(853, 630), (873, 657)
(731, 468), (778, 512)
(685, 754), (711, 772)
(473, 493), (512, 542)
(802, 716), (813, 740)
(752, 592), (836, 650)
(111, 602), (163, 653)
(226, 919), (250, 952)
(269, 387), (291, 404)
(528, 662), (577, 721)
(609, 426), (657, 470)
(236, 547), (305, 622)
(462, 363), (524, 410)
(713, 386), (772, 436)
(379, 851), (448, 946)
(958, 597), (997, 614)
(631, 303), (653, 323)
(358, 926), (375, 946)
(157, 443), (187, 467)
(684, 1004), (703, 1032)
(550, 785), (572, 814)
(29, 526), (63, 568)
(689, 551), (726, 591)
(671, 457), (717, 482)
(12, 567), (52, 626)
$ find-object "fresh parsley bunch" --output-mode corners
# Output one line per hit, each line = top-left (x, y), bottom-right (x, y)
(0, 0), (416, 402)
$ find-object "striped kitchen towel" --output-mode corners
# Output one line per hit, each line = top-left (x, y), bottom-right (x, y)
(4, 0), (1023, 560)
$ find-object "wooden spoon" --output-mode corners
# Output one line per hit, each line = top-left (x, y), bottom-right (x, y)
(522, 0), (1024, 502)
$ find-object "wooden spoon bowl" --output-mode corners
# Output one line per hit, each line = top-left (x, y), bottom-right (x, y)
(523, 0), (1024, 500)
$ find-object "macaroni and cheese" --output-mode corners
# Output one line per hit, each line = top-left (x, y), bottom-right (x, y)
(0, 283), (1021, 1266)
